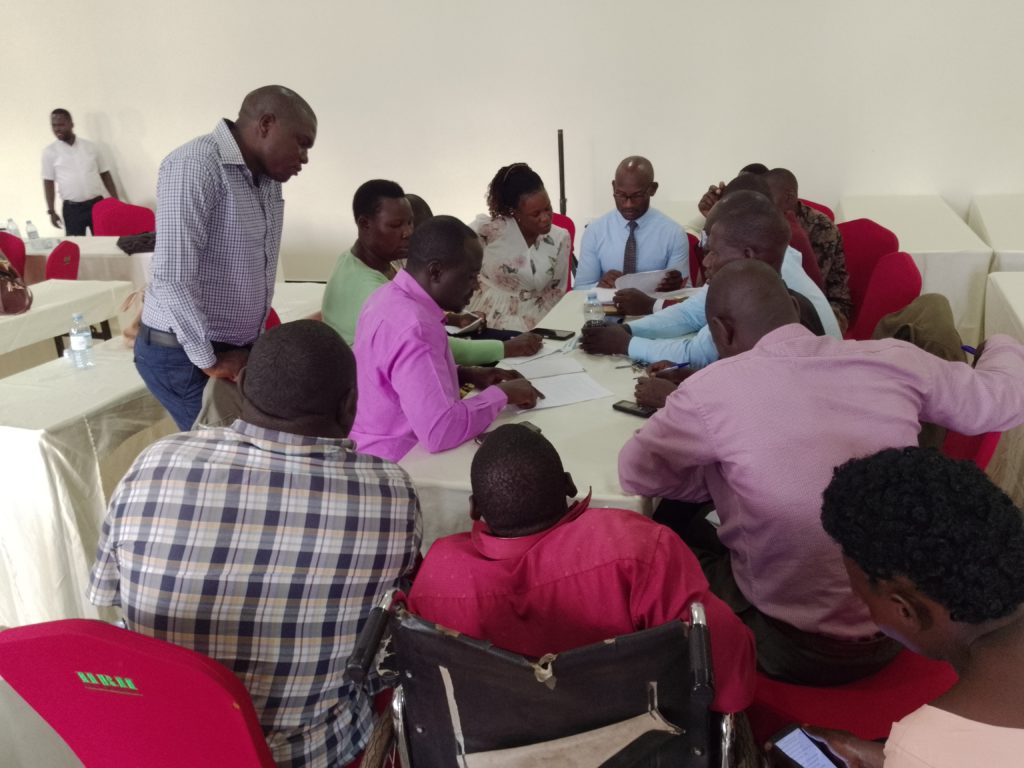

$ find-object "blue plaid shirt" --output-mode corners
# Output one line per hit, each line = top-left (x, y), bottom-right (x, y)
(89, 420), (422, 767)
(143, 120), (283, 368)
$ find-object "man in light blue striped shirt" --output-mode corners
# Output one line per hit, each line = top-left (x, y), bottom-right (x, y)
(137, 85), (316, 429)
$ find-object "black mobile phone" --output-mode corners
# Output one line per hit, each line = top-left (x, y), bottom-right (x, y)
(612, 400), (657, 418)
(532, 327), (576, 341)
(770, 725), (843, 768)
(475, 421), (542, 445)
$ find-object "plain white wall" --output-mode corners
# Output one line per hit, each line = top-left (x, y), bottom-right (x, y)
(4, 0), (1024, 280)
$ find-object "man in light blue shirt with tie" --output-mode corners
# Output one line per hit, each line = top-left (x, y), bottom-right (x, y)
(574, 156), (688, 290)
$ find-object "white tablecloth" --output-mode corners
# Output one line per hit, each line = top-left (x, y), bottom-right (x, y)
(983, 272), (1024, 508)
(0, 339), (177, 628)
(271, 281), (325, 322)
(23, 236), (152, 289)
(399, 292), (651, 550)
(837, 195), (993, 346)
(0, 280), (134, 378)
(967, 194), (1024, 273)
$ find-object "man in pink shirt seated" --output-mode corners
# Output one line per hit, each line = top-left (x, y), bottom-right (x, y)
(619, 259), (1024, 686)
(407, 423), (757, 714)
(350, 215), (541, 462)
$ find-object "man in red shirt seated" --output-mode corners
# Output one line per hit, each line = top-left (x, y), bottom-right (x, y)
(406, 423), (756, 714)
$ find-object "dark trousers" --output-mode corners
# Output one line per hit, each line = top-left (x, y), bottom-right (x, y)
(63, 196), (102, 235)
(654, 500), (901, 686)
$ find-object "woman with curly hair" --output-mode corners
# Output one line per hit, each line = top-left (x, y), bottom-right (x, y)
(466, 163), (570, 331)
(799, 447), (1024, 767)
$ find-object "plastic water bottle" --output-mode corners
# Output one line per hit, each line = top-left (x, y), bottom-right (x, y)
(69, 313), (94, 369)
(583, 291), (604, 328)
(25, 221), (39, 240)
(6, 219), (20, 238)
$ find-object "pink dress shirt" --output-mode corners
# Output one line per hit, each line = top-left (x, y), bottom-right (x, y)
(407, 500), (757, 714)
(619, 325), (1024, 639)
(350, 269), (508, 462)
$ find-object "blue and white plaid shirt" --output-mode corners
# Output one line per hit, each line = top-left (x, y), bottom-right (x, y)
(89, 420), (422, 767)
(142, 120), (283, 368)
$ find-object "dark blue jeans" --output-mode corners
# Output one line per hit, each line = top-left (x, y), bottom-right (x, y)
(134, 333), (208, 431)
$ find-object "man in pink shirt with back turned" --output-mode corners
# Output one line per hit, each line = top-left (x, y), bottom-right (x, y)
(351, 215), (541, 462)
(619, 259), (1024, 687)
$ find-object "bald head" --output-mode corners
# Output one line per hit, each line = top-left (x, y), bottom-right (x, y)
(703, 189), (791, 280)
(239, 320), (356, 438)
(233, 85), (316, 184)
(612, 155), (658, 220)
(765, 168), (799, 213)
(706, 260), (799, 358)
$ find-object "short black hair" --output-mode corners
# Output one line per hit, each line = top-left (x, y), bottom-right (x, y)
(352, 179), (405, 222)
(51, 108), (72, 120)
(241, 319), (355, 423)
(739, 163), (769, 175)
(712, 189), (790, 259)
(486, 163), (545, 218)
(405, 214), (477, 270)
(722, 173), (773, 200)
(471, 424), (567, 535)
(405, 193), (433, 229)
(822, 447), (1024, 624)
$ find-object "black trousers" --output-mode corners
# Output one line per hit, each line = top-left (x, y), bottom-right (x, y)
(63, 196), (102, 236)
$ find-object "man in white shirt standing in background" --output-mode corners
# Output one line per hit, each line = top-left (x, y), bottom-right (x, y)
(41, 108), (119, 235)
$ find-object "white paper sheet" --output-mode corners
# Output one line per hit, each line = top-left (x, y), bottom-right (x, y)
(502, 342), (562, 365)
(524, 372), (613, 411)
(614, 269), (670, 293)
(506, 356), (585, 380)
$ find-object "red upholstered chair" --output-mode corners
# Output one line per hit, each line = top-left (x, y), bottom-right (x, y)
(265, 307), (282, 330)
(941, 430), (1002, 471)
(747, 649), (957, 745)
(91, 198), (156, 236)
(845, 251), (921, 341)
(799, 198), (835, 222)
(45, 240), (81, 280)
(687, 232), (704, 287)
(551, 212), (576, 290)
(837, 219), (900, 318)
(0, 230), (27, 278)
(0, 619), (276, 767)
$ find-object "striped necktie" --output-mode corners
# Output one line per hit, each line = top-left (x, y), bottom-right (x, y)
(623, 220), (638, 274)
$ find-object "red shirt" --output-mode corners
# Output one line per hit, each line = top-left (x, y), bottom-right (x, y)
(407, 501), (756, 713)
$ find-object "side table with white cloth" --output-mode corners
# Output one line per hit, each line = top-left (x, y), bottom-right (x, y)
(0, 279), (133, 378)
(837, 195), (993, 346)
(399, 291), (657, 550)
(23, 236), (152, 288)
(983, 272), (1024, 508)
(967, 194), (1024, 273)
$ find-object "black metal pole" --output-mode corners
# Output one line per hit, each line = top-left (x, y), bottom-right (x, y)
(557, 129), (567, 215)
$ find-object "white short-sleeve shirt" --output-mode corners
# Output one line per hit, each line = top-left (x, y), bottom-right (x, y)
(41, 137), (108, 202)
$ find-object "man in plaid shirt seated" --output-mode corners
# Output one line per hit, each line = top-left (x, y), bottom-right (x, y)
(89, 320), (422, 767)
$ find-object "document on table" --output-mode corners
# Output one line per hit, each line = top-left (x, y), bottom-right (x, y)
(524, 372), (613, 411)
(505, 355), (584, 379)
(614, 269), (670, 294)
(501, 342), (563, 365)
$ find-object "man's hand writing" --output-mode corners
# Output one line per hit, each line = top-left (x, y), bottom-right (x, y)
(459, 366), (522, 390)
(635, 376), (678, 409)
(497, 378), (544, 409)
(613, 288), (655, 316)
(503, 333), (543, 357)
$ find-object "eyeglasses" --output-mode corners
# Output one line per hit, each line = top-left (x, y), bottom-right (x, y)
(612, 189), (652, 203)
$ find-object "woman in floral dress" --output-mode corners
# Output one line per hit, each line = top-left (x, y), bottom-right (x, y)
(467, 163), (570, 331)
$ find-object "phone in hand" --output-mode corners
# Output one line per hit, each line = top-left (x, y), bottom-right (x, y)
(532, 328), (575, 341)
(474, 421), (542, 445)
(612, 400), (657, 418)
(770, 725), (843, 767)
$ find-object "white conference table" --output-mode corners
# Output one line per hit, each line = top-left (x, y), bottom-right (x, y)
(837, 195), (993, 346)
(0, 280), (134, 378)
(0, 282), (327, 629)
(983, 272), (1024, 508)
(399, 291), (651, 550)
(967, 194), (1024, 273)
(23, 236), (153, 289)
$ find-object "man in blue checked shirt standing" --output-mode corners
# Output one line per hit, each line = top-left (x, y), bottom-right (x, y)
(91, 320), (422, 767)
(137, 84), (317, 430)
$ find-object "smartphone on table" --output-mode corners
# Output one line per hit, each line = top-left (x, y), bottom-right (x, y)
(612, 400), (657, 418)
(475, 421), (541, 445)
(532, 328), (575, 341)
(770, 725), (843, 767)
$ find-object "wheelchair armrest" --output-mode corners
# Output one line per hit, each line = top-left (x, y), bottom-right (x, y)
(345, 589), (397, 686)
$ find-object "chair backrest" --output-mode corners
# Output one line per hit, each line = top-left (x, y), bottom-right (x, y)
(687, 232), (704, 287)
(0, 619), (276, 767)
(391, 606), (715, 767)
(845, 251), (922, 340)
(0, 231), (27, 278)
(264, 307), (281, 330)
(747, 648), (957, 744)
(941, 430), (1002, 470)
(798, 198), (835, 222)
(45, 241), (80, 280)
(91, 198), (156, 236)
(836, 218), (900, 316)
(552, 213), (576, 290)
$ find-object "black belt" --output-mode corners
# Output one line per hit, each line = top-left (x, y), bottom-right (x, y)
(64, 197), (103, 208)
(138, 323), (254, 352)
